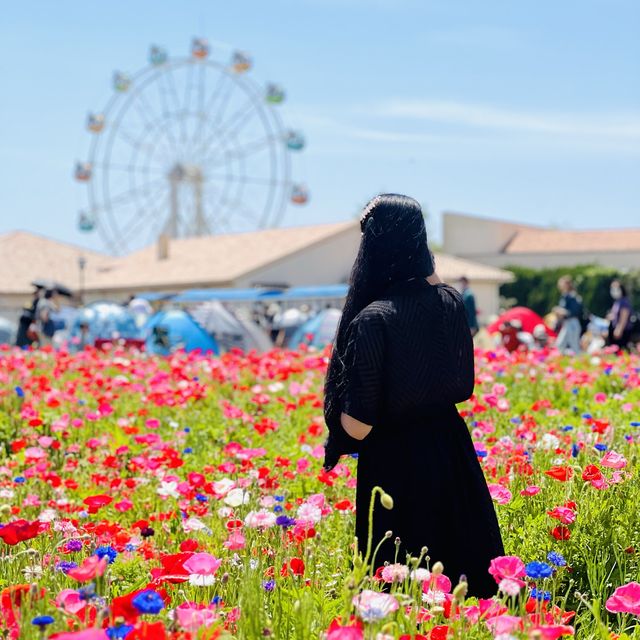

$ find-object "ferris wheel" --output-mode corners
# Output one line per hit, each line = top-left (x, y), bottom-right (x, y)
(74, 38), (308, 253)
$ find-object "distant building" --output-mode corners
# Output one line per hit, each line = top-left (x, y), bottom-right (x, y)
(0, 221), (512, 323)
(443, 211), (640, 270)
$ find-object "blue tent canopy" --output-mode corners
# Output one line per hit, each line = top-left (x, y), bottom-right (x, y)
(145, 310), (219, 355)
(171, 284), (349, 303)
(260, 284), (348, 300)
(171, 288), (275, 303)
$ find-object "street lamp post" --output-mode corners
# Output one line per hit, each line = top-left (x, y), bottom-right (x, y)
(78, 256), (87, 304)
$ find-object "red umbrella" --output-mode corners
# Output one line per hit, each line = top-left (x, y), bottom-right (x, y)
(486, 306), (556, 337)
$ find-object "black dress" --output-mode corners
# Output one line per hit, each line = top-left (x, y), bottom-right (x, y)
(334, 278), (504, 598)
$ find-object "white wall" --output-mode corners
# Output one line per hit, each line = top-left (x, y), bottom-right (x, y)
(234, 227), (362, 288)
(443, 212), (527, 258)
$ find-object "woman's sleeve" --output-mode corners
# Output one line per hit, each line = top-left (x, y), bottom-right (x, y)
(341, 310), (386, 426)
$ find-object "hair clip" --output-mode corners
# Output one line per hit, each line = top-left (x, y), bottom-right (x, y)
(359, 196), (382, 229)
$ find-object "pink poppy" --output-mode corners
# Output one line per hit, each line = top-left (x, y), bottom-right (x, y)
(488, 484), (512, 505)
(183, 552), (222, 576)
(50, 630), (108, 640)
(600, 451), (627, 469)
(521, 485), (541, 496)
(488, 556), (526, 586)
(55, 588), (85, 614)
(224, 531), (246, 550)
(67, 555), (108, 582)
(531, 624), (575, 638)
(175, 602), (219, 630)
(484, 614), (522, 635)
(605, 582), (640, 616)
(352, 590), (399, 622)
(547, 507), (577, 525)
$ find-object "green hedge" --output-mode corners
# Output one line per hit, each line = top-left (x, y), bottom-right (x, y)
(499, 265), (640, 318)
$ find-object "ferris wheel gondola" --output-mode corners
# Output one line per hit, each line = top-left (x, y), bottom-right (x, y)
(74, 37), (308, 253)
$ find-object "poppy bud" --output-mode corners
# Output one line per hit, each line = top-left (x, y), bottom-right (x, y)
(431, 561), (444, 576)
(384, 530), (393, 538)
(380, 493), (394, 510)
(453, 581), (468, 601)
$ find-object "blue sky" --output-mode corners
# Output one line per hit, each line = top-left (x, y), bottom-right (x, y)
(1, 0), (638, 253)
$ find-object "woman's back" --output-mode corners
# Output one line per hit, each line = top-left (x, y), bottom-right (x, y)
(349, 279), (474, 424)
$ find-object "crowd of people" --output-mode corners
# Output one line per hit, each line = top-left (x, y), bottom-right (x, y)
(475, 274), (638, 354)
(10, 275), (638, 356)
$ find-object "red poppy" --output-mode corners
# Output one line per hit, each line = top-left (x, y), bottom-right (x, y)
(0, 519), (41, 545)
(544, 466), (573, 482)
(551, 526), (571, 540)
(429, 625), (452, 640)
(581, 465), (602, 481)
(128, 621), (167, 640)
(83, 494), (113, 513)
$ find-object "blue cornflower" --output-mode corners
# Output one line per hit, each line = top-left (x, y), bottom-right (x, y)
(183, 447), (193, 454)
(184, 427), (191, 433)
(547, 551), (566, 567)
(274, 505), (283, 513)
(132, 590), (165, 614)
(15, 387), (25, 398)
(625, 434), (633, 442)
(94, 545), (118, 564)
(275, 515), (296, 528)
(510, 417), (521, 424)
(561, 425), (574, 432)
(582, 413), (592, 420)
(476, 450), (488, 458)
(594, 443), (607, 452)
(525, 561), (554, 579)
(274, 495), (285, 502)
(79, 584), (97, 600)
(14, 476), (26, 484)
(65, 539), (83, 552)
(56, 561), (78, 574)
(530, 587), (552, 601)
(571, 444), (580, 458)
(349, 453), (359, 459)
(211, 595), (222, 606)
(107, 624), (134, 639)
(196, 494), (208, 502)
(125, 543), (137, 552)
(31, 615), (54, 627)
(571, 388), (579, 395)
(630, 421), (640, 427)
(263, 579), (276, 592)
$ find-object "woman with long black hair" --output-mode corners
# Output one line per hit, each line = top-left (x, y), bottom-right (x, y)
(323, 194), (504, 598)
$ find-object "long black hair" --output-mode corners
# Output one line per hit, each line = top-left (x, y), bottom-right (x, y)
(323, 194), (434, 434)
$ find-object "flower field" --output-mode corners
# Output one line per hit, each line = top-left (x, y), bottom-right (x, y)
(0, 345), (639, 640)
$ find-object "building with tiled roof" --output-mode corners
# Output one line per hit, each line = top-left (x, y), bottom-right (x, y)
(443, 211), (640, 270)
(0, 220), (513, 323)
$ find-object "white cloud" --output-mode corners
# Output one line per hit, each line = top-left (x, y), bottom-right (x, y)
(369, 100), (640, 138)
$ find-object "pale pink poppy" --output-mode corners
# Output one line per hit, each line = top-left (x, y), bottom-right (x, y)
(245, 509), (277, 529)
(352, 590), (399, 622)
(55, 588), (85, 614)
(488, 483), (512, 505)
(183, 552), (222, 576)
(176, 602), (218, 630)
(381, 563), (409, 583)
(485, 614), (522, 635)
(600, 451), (627, 469)
(521, 485), (541, 496)
(224, 531), (246, 550)
(605, 581), (640, 616)
(498, 578), (523, 597)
